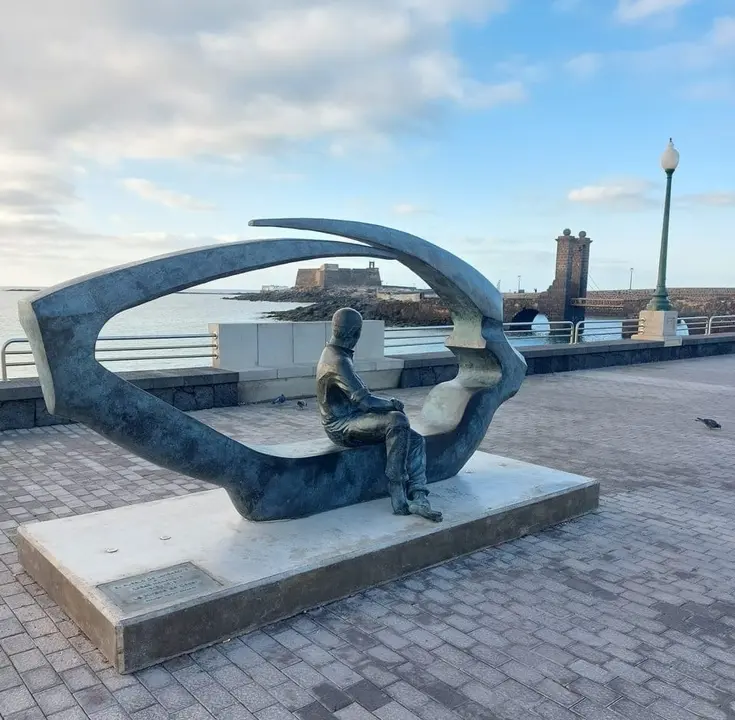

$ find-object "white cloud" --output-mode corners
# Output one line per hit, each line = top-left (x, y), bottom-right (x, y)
(122, 178), (215, 211)
(393, 203), (427, 215)
(0, 153), (217, 284)
(494, 56), (547, 84)
(683, 78), (735, 101)
(567, 179), (656, 209)
(565, 53), (602, 79)
(615, 14), (735, 73)
(0, 0), (523, 284)
(615, 0), (694, 23)
(711, 16), (735, 47)
(0, 0), (520, 163)
(679, 192), (735, 207)
(568, 179), (735, 212)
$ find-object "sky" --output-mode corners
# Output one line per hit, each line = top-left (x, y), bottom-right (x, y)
(1, 0), (734, 293)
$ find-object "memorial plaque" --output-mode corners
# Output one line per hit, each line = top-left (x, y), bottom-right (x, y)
(98, 562), (222, 613)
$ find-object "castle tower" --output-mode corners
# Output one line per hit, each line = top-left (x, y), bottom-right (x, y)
(545, 229), (592, 324)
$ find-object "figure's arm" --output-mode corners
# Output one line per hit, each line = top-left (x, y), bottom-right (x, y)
(358, 393), (401, 413)
(333, 361), (402, 413)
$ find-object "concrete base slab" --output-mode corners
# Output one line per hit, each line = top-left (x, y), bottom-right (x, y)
(17, 451), (599, 674)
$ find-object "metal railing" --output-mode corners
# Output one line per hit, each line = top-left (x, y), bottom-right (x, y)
(504, 320), (574, 342)
(384, 321), (575, 350)
(708, 315), (735, 334)
(3, 315), (735, 380)
(572, 317), (642, 344)
(678, 316), (709, 334)
(384, 326), (452, 350)
(1, 333), (217, 381)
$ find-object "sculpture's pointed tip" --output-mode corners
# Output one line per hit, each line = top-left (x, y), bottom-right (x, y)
(250, 218), (291, 228)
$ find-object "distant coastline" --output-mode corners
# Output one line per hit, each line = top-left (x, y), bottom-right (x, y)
(224, 288), (450, 327)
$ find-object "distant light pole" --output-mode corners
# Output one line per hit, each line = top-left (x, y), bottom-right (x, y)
(629, 267), (634, 290)
(517, 275), (521, 293)
(647, 139), (680, 311)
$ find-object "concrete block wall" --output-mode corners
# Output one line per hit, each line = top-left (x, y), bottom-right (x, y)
(210, 320), (386, 373)
(209, 320), (398, 404)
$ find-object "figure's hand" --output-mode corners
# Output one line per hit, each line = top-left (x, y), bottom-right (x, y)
(391, 398), (405, 412)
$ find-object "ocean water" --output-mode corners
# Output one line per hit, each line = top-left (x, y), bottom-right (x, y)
(0, 289), (308, 379)
(0, 289), (630, 380)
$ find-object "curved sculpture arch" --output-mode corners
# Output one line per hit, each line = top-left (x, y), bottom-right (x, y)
(19, 220), (526, 521)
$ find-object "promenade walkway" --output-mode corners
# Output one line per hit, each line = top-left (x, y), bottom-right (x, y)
(1, 356), (735, 719)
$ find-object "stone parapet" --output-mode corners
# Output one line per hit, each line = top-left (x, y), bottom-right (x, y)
(396, 333), (735, 386)
(0, 368), (239, 432)
(3, 334), (735, 432)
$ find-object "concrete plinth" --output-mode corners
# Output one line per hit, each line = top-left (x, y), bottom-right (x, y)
(17, 452), (599, 674)
(632, 309), (682, 344)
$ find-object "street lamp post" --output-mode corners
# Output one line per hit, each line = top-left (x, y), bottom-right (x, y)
(646, 139), (680, 311)
(517, 275), (521, 293)
(629, 267), (634, 290)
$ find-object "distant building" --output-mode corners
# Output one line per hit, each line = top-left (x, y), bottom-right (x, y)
(261, 285), (290, 292)
(295, 261), (382, 289)
(376, 289), (438, 302)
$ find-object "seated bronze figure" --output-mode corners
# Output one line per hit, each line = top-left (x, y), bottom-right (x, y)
(316, 308), (442, 522)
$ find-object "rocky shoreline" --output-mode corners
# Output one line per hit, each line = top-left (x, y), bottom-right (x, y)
(224, 289), (450, 327)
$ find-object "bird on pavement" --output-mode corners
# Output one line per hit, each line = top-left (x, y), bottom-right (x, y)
(696, 417), (721, 430)
(297, 400), (307, 410)
(271, 394), (286, 405)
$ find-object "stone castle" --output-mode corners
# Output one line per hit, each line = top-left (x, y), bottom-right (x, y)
(295, 262), (382, 290)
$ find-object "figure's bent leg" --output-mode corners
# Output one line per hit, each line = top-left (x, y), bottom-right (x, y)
(383, 412), (410, 480)
(405, 431), (427, 499)
(331, 411), (411, 515)
(383, 412), (411, 515)
(406, 431), (442, 523)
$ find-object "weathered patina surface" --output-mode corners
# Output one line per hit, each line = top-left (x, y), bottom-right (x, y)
(19, 218), (527, 520)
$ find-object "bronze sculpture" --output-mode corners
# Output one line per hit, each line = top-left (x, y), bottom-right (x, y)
(19, 217), (527, 521)
(317, 308), (442, 522)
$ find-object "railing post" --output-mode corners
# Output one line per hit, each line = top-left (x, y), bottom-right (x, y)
(1, 340), (10, 381)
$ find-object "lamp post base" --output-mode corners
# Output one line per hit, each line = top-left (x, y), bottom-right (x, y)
(645, 295), (673, 312)
(632, 310), (681, 344)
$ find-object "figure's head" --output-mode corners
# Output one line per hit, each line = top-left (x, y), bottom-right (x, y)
(330, 307), (363, 350)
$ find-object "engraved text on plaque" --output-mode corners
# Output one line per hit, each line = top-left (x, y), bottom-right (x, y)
(98, 562), (222, 613)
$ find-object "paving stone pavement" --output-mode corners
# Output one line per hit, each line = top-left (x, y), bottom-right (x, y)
(1, 355), (735, 719)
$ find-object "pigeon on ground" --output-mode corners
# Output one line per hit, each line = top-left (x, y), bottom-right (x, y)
(297, 400), (307, 410)
(271, 394), (287, 405)
(696, 417), (721, 430)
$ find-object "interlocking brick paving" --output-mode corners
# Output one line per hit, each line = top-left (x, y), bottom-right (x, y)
(1, 355), (735, 719)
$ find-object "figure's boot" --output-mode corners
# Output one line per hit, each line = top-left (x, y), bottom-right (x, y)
(407, 490), (443, 523)
(388, 479), (410, 516)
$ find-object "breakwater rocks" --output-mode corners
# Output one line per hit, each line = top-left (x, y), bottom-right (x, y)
(224, 290), (450, 327)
